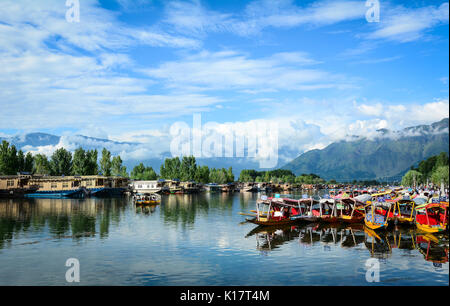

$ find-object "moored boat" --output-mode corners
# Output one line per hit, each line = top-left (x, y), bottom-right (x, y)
(242, 195), (301, 226)
(133, 193), (161, 205)
(337, 198), (365, 224)
(415, 199), (448, 234)
(364, 198), (393, 230)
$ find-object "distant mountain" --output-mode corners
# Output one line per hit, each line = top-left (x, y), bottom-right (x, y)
(283, 118), (449, 182)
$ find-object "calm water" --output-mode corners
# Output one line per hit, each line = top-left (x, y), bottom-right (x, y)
(0, 192), (448, 286)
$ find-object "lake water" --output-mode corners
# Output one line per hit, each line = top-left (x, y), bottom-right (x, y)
(0, 192), (448, 286)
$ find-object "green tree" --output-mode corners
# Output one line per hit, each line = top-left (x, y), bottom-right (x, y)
(111, 155), (128, 177)
(401, 170), (423, 187)
(72, 147), (87, 175)
(50, 148), (72, 176)
(33, 154), (51, 175)
(130, 163), (158, 180)
(431, 165), (449, 186)
(24, 152), (34, 173)
(85, 149), (98, 175)
(195, 165), (210, 184)
(17, 150), (25, 172)
(99, 148), (112, 176)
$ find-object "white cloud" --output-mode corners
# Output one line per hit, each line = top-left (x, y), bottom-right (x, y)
(141, 50), (351, 92)
(356, 103), (384, 116)
(163, 0), (368, 37)
(368, 2), (449, 42)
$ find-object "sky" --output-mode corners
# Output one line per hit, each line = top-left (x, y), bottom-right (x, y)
(0, 0), (449, 167)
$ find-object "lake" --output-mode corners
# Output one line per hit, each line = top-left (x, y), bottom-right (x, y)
(0, 192), (448, 286)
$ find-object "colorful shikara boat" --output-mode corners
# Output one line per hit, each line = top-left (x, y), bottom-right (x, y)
(392, 195), (416, 225)
(242, 196), (302, 226)
(318, 198), (339, 223)
(289, 197), (322, 222)
(364, 198), (393, 230)
(133, 193), (161, 205)
(338, 198), (365, 223)
(415, 199), (448, 234)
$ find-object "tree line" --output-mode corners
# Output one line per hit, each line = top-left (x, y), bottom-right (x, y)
(0, 141), (235, 183)
(0, 140), (126, 177)
(401, 152), (449, 187)
(238, 169), (326, 184)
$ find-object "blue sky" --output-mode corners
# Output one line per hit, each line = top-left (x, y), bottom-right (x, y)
(0, 0), (448, 165)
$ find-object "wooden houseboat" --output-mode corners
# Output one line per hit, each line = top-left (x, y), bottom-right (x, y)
(180, 181), (200, 194)
(130, 179), (168, 194)
(0, 174), (39, 198)
(24, 175), (86, 198)
(166, 179), (184, 194)
(204, 183), (221, 193)
(81, 175), (128, 197)
(241, 182), (258, 192)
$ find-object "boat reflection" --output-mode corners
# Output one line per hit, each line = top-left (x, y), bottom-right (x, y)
(245, 223), (449, 264)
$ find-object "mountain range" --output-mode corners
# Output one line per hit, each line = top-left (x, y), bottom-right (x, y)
(1, 118), (448, 181)
(282, 118), (449, 182)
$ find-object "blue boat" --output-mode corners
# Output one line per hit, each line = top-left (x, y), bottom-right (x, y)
(24, 188), (86, 199)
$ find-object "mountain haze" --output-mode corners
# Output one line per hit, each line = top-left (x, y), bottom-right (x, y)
(283, 118), (449, 182)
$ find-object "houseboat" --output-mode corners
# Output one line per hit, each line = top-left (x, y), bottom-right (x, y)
(241, 182), (258, 192)
(166, 179), (184, 194)
(24, 175), (86, 198)
(0, 174), (39, 198)
(81, 175), (128, 197)
(130, 179), (168, 194)
(204, 183), (221, 193)
(180, 181), (200, 194)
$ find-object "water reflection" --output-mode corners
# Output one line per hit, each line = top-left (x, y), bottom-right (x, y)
(245, 222), (449, 264)
(0, 193), (448, 286)
(0, 197), (127, 248)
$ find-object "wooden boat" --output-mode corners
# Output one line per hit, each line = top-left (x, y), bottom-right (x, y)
(318, 198), (339, 223)
(364, 198), (393, 230)
(392, 196), (416, 225)
(133, 193), (161, 205)
(337, 198), (365, 224)
(242, 196), (302, 226)
(415, 200), (448, 233)
(289, 197), (321, 222)
(241, 182), (258, 192)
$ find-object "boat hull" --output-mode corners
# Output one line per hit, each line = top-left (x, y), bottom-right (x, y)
(24, 188), (85, 199)
(246, 217), (298, 226)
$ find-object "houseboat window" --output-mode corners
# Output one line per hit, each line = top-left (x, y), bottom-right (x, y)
(97, 179), (103, 186)
(138, 185), (142, 188)
(51, 183), (58, 189)
(7, 180), (15, 187)
(62, 183), (69, 188)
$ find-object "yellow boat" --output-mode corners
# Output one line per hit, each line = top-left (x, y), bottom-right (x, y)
(134, 193), (161, 205)
(392, 196), (416, 225)
(415, 201), (448, 233)
(364, 200), (393, 230)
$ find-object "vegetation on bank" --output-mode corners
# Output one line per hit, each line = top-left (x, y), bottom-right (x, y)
(238, 169), (326, 184)
(401, 152), (449, 186)
(0, 141), (235, 184)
